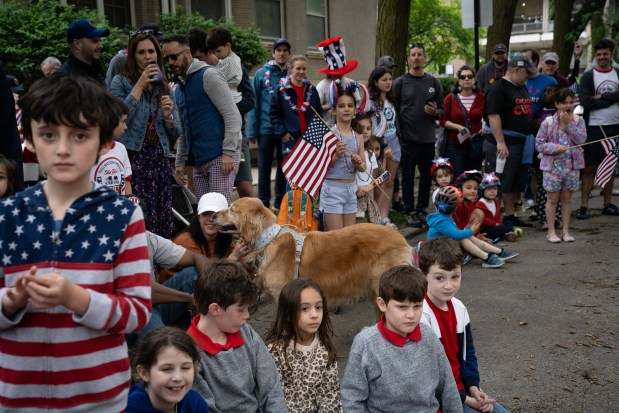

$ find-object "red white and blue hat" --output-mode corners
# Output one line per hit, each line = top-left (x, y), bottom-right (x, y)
(480, 172), (501, 190)
(317, 36), (358, 76)
(430, 157), (454, 176)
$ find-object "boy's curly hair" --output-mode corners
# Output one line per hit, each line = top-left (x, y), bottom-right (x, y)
(194, 260), (258, 313)
(418, 236), (464, 274)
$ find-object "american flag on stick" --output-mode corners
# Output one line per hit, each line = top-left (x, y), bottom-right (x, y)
(594, 136), (619, 188)
(282, 117), (339, 198)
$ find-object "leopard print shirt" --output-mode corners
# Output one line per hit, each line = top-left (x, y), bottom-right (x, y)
(269, 336), (341, 413)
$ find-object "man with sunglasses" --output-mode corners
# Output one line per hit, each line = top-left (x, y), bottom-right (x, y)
(476, 43), (509, 93)
(161, 34), (242, 203)
(57, 19), (110, 85)
(393, 43), (444, 227)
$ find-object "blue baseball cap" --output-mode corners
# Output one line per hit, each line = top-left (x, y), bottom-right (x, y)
(272, 37), (291, 50)
(67, 19), (110, 43)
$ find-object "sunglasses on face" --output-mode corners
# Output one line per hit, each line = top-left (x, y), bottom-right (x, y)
(408, 42), (425, 49)
(459, 74), (475, 80)
(163, 50), (187, 63)
(129, 29), (156, 39)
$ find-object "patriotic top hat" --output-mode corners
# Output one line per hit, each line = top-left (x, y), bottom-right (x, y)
(317, 36), (358, 76)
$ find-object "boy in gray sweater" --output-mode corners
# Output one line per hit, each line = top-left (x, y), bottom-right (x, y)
(188, 260), (287, 412)
(341, 265), (461, 413)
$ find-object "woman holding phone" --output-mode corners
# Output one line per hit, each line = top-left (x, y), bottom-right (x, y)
(440, 65), (485, 176)
(110, 32), (181, 238)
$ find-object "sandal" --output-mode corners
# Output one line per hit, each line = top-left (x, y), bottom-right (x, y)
(602, 203), (619, 216)
(546, 233), (561, 243)
(562, 233), (575, 242)
(380, 217), (398, 229)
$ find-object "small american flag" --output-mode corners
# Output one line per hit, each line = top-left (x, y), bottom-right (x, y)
(594, 136), (619, 188)
(282, 117), (338, 199)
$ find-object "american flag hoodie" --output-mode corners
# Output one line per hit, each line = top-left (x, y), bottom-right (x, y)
(0, 182), (151, 412)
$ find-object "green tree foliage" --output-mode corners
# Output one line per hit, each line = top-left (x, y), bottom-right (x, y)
(408, 0), (476, 73)
(0, 0), (124, 86)
(159, 14), (266, 71)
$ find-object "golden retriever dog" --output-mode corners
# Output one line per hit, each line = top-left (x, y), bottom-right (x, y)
(214, 197), (413, 309)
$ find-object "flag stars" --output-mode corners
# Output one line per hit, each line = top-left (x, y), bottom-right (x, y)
(66, 207), (76, 215)
(34, 189), (42, 197)
(2, 198), (14, 207)
(26, 214), (36, 224)
(11, 207), (19, 216)
(15, 225), (24, 236)
(8, 242), (17, 251)
(37, 224), (45, 233)
(97, 205), (105, 214)
(81, 240), (90, 249)
(106, 214), (114, 222)
(120, 207), (130, 215)
(103, 250), (114, 262)
(99, 234), (110, 246)
(20, 251), (28, 260)
(80, 214), (91, 223)
(33, 241), (42, 249)
(88, 225), (97, 234)
(64, 224), (76, 234)
(114, 240), (120, 248)
(113, 198), (124, 208)
(2, 254), (11, 265)
(65, 249), (75, 258)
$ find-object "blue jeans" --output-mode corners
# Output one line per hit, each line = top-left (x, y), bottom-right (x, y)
(445, 140), (483, 178)
(258, 134), (286, 208)
(401, 142), (435, 213)
(484, 221), (514, 240)
(157, 266), (199, 328)
(463, 401), (511, 413)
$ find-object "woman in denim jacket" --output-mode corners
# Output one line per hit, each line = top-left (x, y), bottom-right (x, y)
(110, 32), (181, 239)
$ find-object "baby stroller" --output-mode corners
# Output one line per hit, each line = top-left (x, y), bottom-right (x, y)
(171, 182), (196, 237)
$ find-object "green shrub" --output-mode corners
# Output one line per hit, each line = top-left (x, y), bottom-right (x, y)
(0, 0), (124, 86)
(159, 14), (266, 71)
(438, 76), (457, 95)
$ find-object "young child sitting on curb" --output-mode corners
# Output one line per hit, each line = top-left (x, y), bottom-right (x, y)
(419, 237), (512, 413)
(188, 260), (287, 412)
(341, 265), (462, 412)
(426, 186), (518, 268)
(475, 172), (519, 242)
(431, 157), (454, 203)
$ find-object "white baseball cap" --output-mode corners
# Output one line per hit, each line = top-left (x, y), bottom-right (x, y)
(197, 192), (229, 215)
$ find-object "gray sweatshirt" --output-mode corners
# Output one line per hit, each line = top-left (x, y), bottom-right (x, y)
(192, 323), (288, 413)
(341, 323), (461, 413)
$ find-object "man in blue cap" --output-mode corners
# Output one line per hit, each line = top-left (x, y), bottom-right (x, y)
(247, 37), (291, 212)
(57, 19), (110, 85)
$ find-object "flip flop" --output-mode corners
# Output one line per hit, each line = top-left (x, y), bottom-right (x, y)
(546, 233), (561, 243)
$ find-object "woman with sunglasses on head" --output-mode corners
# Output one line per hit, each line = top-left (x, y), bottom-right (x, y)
(439, 65), (486, 176)
(110, 32), (181, 239)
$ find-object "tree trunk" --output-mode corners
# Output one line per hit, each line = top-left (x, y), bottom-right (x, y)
(552, 0), (576, 76)
(485, 0), (519, 61)
(375, 0), (411, 78)
(555, 0), (608, 76)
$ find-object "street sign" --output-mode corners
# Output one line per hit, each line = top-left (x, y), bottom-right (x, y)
(462, 0), (493, 28)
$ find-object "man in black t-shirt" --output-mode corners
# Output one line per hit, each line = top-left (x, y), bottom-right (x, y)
(484, 55), (536, 228)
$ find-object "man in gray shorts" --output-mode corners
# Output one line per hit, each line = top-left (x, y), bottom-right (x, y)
(484, 55), (537, 228)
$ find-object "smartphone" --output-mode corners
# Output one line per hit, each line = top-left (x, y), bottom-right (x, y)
(425, 97), (436, 105)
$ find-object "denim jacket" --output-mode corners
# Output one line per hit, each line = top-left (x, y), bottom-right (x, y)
(109, 74), (181, 155)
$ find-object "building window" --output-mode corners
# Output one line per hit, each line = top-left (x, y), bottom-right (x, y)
(307, 0), (326, 47)
(67, 0), (97, 12)
(256, 0), (282, 39)
(191, 0), (226, 21)
(104, 0), (131, 28)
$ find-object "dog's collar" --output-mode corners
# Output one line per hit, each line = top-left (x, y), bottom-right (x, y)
(254, 223), (282, 251)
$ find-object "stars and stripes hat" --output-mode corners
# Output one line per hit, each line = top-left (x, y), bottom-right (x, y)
(317, 36), (358, 76)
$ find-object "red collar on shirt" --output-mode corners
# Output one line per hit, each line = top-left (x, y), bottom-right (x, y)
(594, 66), (614, 73)
(187, 315), (244, 355)
(377, 314), (422, 346)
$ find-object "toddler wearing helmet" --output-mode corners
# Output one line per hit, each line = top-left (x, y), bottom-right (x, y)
(475, 172), (519, 242)
(427, 186), (518, 268)
(431, 157), (454, 204)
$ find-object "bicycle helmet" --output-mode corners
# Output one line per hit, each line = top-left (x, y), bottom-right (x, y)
(430, 157), (454, 177)
(454, 169), (482, 187)
(479, 172), (501, 190)
(434, 185), (463, 214)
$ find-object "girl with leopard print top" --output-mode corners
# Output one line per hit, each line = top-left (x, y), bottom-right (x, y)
(266, 279), (341, 413)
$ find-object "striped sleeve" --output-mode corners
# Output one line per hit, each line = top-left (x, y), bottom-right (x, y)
(75, 207), (151, 333)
